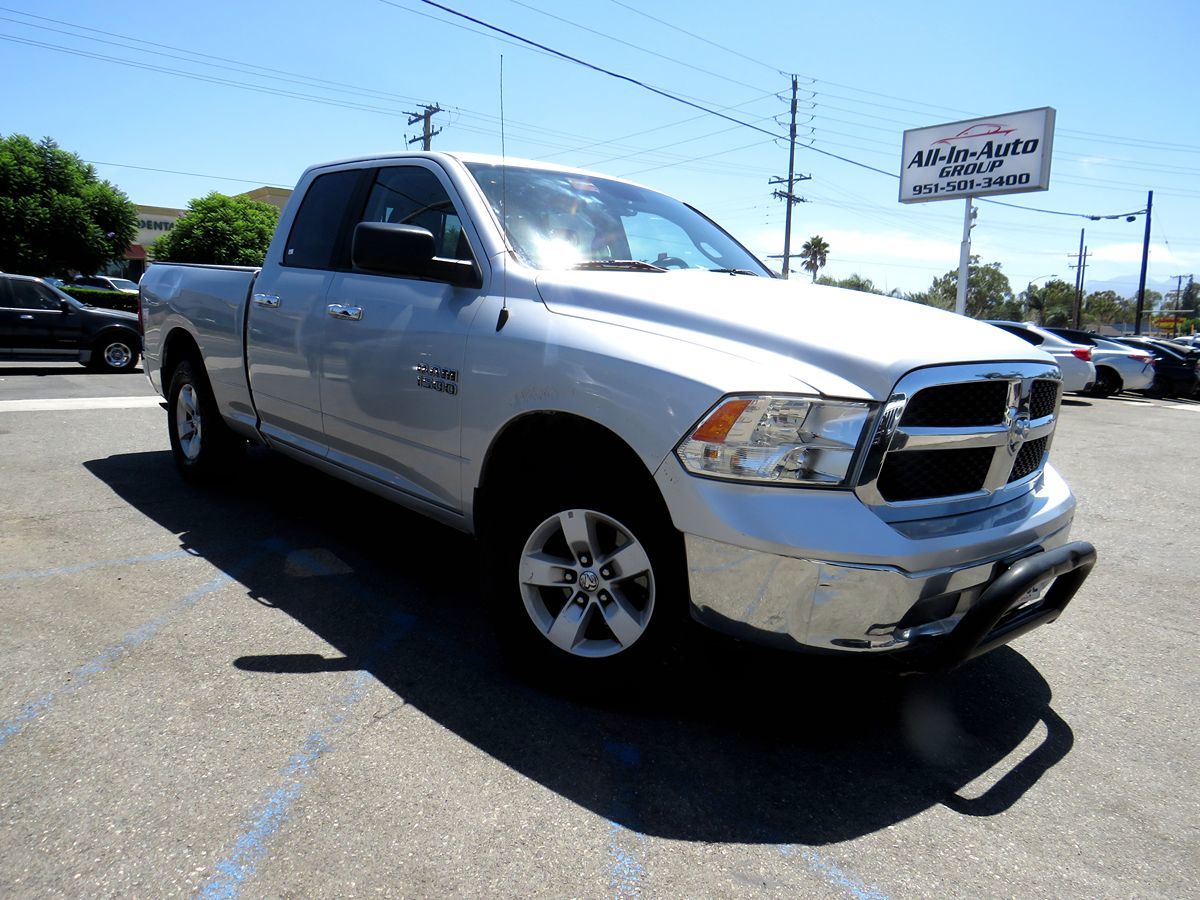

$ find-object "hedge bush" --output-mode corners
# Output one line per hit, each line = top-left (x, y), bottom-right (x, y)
(61, 286), (138, 314)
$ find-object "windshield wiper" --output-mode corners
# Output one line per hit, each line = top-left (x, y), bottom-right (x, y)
(572, 259), (666, 272)
(707, 268), (760, 276)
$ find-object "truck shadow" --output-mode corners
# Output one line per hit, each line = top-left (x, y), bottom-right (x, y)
(84, 448), (1075, 845)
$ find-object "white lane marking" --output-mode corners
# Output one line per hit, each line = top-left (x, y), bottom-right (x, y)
(0, 396), (164, 412)
(1166, 404), (1200, 412)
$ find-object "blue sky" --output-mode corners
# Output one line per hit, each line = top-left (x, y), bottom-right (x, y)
(2, 0), (1197, 295)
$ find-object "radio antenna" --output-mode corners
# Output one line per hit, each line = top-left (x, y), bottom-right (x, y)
(496, 53), (510, 332)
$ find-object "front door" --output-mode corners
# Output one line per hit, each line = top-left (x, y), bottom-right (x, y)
(0, 279), (81, 355)
(319, 163), (488, 512)
(246, 168), (366, 458)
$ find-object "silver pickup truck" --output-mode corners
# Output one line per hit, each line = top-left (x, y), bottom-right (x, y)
(139, 151), (1095, 675)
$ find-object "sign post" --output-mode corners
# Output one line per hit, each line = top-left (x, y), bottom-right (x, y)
(900, 107), (1056, 315)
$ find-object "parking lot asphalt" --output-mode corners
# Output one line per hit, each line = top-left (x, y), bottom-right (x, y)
(0, 361), (1197, 898)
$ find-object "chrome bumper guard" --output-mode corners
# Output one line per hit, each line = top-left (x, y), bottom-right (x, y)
(897, 540), (1097, 672)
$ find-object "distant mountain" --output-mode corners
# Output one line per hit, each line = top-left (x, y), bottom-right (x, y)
(1084, 274), (1173, 299)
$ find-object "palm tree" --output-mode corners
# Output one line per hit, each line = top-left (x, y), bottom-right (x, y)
(799, 235), (829, 282)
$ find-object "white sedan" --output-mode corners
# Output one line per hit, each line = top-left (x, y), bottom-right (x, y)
(985, 321), (1096, 393)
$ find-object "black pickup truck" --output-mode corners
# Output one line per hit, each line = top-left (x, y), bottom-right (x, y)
(0, 273), (141, 372)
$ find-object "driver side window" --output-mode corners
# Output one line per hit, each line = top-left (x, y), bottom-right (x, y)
(363, 167), (472, 261)
(7, 281), (62, 311)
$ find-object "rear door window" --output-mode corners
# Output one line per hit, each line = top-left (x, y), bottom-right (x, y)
(284, 169), (366, 270)
(994, 324), (1043, 345)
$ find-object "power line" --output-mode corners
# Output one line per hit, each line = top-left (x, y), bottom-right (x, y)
(0, 22), (771, 178)
(84, 160), (289, 187)
(8, 2), (1185, 230)
(502, 0), (772, 95)
(387, 0), (901, 178)
(603, 0), (783, 75)
(0, 8), (425, 107)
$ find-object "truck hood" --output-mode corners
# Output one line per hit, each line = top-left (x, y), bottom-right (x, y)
(535, 270), (1054, 399)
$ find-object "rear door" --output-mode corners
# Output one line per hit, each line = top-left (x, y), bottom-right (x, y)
(319, 162), (489, 511)
(246, 168), (369, 458)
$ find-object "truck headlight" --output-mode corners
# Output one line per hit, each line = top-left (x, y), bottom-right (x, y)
(676, 395), (874, 486)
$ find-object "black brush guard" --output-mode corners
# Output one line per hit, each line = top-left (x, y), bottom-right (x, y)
(898, 540), (1097, 673)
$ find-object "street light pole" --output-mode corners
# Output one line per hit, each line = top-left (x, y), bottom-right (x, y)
(955, 197), (975, 315)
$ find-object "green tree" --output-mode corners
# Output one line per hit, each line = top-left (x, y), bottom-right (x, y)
(798, 235), (829, 283)
(1181, 278), (1198, 314)
(816, 273), (884, 295)
(1023, 278), (1076, 325)
(907, 257), (1013, 319)
(1082, 290), (1128, 326)
(152, 192), (279, 265)
(0, 134), (137, 275)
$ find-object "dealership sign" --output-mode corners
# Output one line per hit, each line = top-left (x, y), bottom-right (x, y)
(900, 107), (1055, 204)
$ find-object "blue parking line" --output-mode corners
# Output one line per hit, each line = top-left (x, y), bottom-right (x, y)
(197, 670), (375, 900)
(778, 845), (891, 900)
(196, 610), (417, 899)
(604, 740), (648, 899)
(0, 570), (233, 748)
(0, 549), (194, 582)
(0, 542), (285, 749)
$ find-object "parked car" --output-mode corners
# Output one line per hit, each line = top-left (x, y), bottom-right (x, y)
(1042, 327), (1155, 397)
(0, 273), (141, 372)
(1169, 334), (1200, 350)
(1109, 337), (1200, 397)
(138, 150), (1096, 677)
(40, 276), (66, 287)
(984, 321), (1096, 393)
(73, 274), (140, 295)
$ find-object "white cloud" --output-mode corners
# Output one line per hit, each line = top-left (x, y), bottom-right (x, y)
(1089, 242), (1196, 267)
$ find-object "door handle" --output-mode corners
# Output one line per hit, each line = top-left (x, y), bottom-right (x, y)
(252, 293), (281, 308)
(19, 314), (34, 320)
(326, 304), (363, 321)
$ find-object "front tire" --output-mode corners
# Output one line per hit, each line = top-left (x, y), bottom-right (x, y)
(167, 358), (244, 481)
(483, 482), (683, 680)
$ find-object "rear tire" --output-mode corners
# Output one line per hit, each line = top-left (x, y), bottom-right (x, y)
(90, 332), (140, 373)
(1091, 367), (1121, 398)
(167, 358), (244, 481)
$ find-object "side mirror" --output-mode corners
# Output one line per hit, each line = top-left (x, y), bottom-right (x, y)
(352, 222), (481, 288)
(59, 299), (71, 313)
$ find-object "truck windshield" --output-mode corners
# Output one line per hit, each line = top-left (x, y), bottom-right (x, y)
(465, 162), (771, 276)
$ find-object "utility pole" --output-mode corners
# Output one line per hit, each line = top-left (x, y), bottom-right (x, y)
(1068, 228), (1090, 328)
(1134, 190), (1153, 335)
(774, 75), (804, 279)
(405, 103), (443, 150)
(769, 174), (810, 275)
(1170, 274), (1193, 336)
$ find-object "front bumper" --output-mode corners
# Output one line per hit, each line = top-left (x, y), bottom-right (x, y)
(655, 457), (1093, 669)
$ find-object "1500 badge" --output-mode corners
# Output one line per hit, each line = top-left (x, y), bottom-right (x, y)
(416, 363), (459, 396)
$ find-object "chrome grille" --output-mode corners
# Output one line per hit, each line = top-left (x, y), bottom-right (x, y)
(1029, 380), (1060, 419)
(857, 363), (1062, 513)
(899, 381), (1008, 427)
(877, 447), (993, 502)
(1008, 437), (1049, 483)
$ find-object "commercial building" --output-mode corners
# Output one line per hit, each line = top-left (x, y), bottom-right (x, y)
(111, 187), (292, 281)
